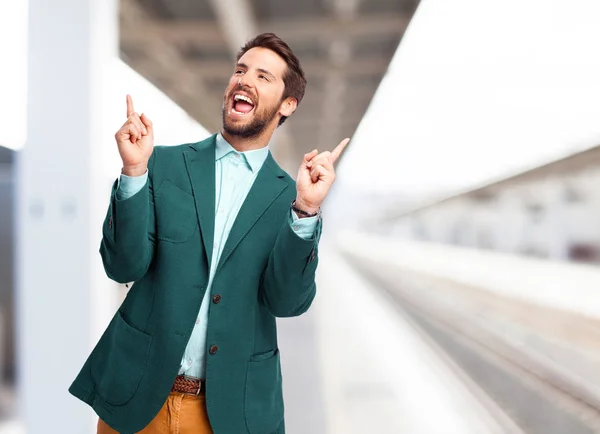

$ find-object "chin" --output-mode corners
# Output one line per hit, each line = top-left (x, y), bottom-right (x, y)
(224, 116), (250, 131)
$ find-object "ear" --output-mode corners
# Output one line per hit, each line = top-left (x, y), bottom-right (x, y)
(279, 97), (297, 118)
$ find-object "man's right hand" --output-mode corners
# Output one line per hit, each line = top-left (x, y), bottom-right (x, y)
(115, 94), (154, 177)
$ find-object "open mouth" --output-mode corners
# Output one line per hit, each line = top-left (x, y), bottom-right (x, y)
(231, 92), (256, 116)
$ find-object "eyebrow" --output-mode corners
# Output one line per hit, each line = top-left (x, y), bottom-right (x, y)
(236, 62), (277, 81)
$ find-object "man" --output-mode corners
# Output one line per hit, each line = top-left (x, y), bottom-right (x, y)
(69, 33), (348, 433)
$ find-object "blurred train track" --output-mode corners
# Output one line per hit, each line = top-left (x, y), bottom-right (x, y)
(341, 251), (600, 434)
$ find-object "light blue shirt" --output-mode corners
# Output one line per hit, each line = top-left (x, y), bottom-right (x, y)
(116, 134), (318, 378)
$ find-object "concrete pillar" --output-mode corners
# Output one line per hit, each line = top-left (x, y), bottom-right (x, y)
(17, 0), (119, 432)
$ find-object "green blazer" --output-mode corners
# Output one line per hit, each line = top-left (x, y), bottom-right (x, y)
(69, 134), (321, 434)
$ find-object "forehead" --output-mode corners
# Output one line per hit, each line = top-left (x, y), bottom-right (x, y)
(238, 47), (288, 79)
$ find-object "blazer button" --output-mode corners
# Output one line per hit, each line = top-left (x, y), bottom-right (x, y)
(108, 217), (113, 229)
(209, 345), (218, 355)
(212, 294), (222, 304)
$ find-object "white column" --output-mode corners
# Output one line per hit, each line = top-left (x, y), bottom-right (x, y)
(17, 0), (119, 432)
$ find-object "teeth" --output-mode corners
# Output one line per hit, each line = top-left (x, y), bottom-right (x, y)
(234, 94), (254, 105)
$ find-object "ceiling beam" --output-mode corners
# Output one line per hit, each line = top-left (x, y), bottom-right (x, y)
(206, 0), (257, 54)
(120, 13), (410, 47)
(267, 14), (407, 44)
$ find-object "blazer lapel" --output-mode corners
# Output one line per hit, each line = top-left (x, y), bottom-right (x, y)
(184, 135), (216, 266)
(217, 153), (288, 272)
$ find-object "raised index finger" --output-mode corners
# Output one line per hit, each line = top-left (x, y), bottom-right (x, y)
(126, 94), (135, 118)
(330, 138), (350, 163)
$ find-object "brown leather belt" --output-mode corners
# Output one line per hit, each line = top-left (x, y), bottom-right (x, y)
(171, 375), (206, 395)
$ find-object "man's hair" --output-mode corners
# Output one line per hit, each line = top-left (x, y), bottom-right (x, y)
(236, 33), (307, 126)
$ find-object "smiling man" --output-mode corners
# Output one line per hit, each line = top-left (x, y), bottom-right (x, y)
(68, 33), (348, 433)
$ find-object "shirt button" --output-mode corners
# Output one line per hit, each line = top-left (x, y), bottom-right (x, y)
(195, 319), (200, 324)
(209, 345), (218, 355)
(293, 225), (300, 231)
(212, 294), (222, 304)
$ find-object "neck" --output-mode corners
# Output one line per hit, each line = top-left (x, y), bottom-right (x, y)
(220, 131), (268, 152)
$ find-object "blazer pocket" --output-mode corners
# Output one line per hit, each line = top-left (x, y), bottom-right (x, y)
(155, 180), (198, 243)
(244, 349), (284, 434)
(90, 311), (153, 406)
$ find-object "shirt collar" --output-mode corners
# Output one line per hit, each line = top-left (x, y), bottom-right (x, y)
(215, 133), (269, 173)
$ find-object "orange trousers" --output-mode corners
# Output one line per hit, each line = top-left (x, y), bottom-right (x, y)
(97, 391), (213, 434)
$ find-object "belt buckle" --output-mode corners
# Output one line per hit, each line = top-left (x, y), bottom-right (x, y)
(195, 380), (203, 395)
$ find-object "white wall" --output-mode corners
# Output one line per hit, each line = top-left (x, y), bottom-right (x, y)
(0, 0), (210, 153)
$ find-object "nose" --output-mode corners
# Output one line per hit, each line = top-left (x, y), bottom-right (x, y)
(237, 73), (254, 90)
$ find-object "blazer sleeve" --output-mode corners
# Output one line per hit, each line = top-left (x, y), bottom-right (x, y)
(259, 211), (322, 317)
(99, 149), (158, 283)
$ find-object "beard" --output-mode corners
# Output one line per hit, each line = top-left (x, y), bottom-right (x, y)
(222, 97), (281, 139)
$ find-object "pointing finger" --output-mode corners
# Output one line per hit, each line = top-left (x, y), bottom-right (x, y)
(126, 94), (135, 118)
(330, 138), (350, 163)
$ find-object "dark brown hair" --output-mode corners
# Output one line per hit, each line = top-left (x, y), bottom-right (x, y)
(236, 33), (307, 126)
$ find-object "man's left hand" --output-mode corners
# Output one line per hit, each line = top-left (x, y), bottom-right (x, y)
(294, 138), (350, 214)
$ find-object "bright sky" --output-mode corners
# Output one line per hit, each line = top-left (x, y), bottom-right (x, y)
(338, 0), (600, 199)
(2, 0), (600, 202)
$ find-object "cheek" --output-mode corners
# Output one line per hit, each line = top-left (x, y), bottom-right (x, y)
(224, 80), (237, 96)
(261, 89), (282, 108)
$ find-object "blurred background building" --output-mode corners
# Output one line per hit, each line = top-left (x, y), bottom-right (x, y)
(382, 145), (600, 263)
(2, 0), (600, 433)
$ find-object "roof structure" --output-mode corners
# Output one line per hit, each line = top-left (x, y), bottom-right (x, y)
(119, 0), (419, 172)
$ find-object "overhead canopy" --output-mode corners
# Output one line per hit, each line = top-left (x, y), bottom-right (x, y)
(119, 0), (420, 172)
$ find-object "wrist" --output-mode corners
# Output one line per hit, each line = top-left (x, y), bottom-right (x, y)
(293, 198), (320, 217)
(121, 164), (147, 177)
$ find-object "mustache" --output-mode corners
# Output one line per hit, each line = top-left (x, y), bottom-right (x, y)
(227, 86), (257, 102)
